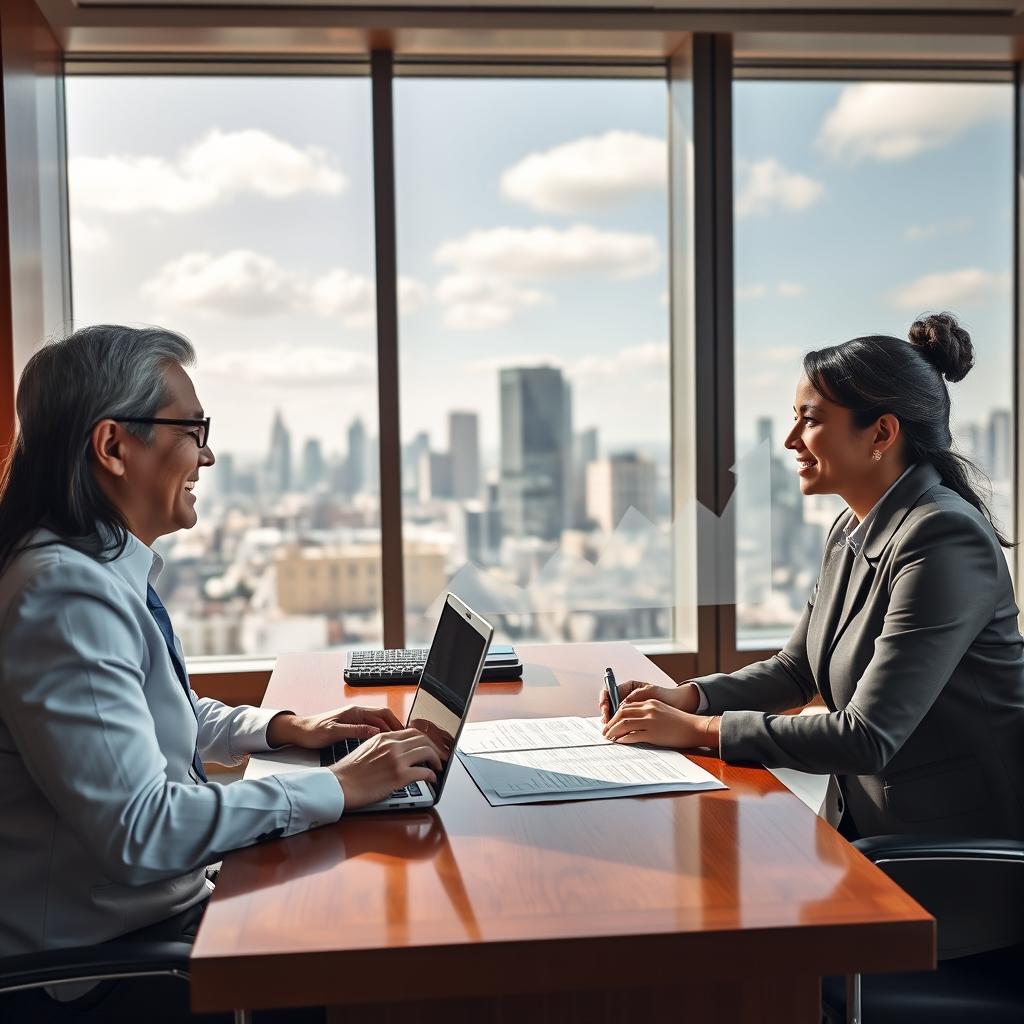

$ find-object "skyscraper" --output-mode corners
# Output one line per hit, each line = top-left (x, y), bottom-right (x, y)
(988, 409), (1011, 481)
(499, 366), (571, 541)
(572, 427), (599, 527)
(265, 410), (292, 494)
(448, 411), (480, 500)
(301, 438), (325, 491)
(586, 452), (656, 534)
(346, 417), (367, 495)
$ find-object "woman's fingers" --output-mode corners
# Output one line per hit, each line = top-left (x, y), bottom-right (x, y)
(604, 717), (646, 741)
(622, 684), (662, 705)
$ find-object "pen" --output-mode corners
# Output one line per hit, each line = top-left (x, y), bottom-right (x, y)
(604, 667), (620, 717)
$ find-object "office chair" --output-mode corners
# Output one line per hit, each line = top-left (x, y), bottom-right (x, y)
(822, 835), (1024, 1024)
(0, 941), (251, 1023)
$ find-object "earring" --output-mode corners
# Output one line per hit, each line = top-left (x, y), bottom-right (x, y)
(872, 450), (882, 462)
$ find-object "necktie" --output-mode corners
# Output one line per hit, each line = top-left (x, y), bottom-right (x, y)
(146, 584), (208, 783)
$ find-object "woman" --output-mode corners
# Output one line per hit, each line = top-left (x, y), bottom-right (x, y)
(0, 325), (441, 1020)
(601, 312), (1024, 841)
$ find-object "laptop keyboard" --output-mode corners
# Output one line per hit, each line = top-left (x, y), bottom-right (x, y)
(318, 738), (421, 801)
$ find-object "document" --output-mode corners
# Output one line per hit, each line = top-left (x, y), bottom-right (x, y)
(458, 716), (610, 754)
(457, 716), (726, 806)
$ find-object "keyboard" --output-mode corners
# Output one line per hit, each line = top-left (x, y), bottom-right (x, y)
(344, 645), (523, 685)
(318, 738), (422, 801)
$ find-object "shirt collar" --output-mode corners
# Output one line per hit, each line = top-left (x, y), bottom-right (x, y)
(104, 528), (164, 597)
(843, 464), (916, 556)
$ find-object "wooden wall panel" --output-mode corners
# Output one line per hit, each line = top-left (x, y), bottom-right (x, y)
(0, 0), (68, 451)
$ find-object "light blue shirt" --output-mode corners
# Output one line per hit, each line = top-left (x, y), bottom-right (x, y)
(0, 528), (343, 955)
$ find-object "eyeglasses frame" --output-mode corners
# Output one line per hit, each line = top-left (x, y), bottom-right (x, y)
(112, 416), (211, 449)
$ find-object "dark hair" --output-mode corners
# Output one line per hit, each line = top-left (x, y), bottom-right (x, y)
(0, 324), (195, 575)
(802, 311), (1011, 548)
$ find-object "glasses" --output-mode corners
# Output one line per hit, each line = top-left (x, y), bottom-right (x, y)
(114, 416), (211, 449)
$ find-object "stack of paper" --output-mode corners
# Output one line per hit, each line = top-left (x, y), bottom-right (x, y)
(457, 716), (727, 806)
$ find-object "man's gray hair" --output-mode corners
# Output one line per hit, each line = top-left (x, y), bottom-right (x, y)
(17, 324), (196, 446)
(0, 324), (197, 572)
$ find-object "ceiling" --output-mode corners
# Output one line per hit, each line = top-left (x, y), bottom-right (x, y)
(35, 1), (1024, 63)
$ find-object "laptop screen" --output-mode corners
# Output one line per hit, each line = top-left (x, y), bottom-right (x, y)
(406, 600), (489, 793)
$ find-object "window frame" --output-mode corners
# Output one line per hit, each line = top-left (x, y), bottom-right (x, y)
(45, 43), (1024, 694)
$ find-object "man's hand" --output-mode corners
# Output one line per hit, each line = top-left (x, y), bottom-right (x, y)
(330, 729), (444, 809)
(598, 680), (701, 723)
(266, 706), (403, 750)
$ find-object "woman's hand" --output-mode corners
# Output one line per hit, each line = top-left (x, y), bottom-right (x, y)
(266, 706), (403, 750)
(598, 680), (701, 723)
(602, 699), (720, 750)
(329, 729), (444, 809)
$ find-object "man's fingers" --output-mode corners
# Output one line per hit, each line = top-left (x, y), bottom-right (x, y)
(403, 742), (443, 773)
(404, 765), (439, 788)
(373, 707), (403, 731)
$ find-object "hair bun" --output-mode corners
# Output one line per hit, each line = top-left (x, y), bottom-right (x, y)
(907, 312), (974, 383)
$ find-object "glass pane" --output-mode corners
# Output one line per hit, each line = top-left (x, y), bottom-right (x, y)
(395, 78), (676, 646)
(66, 75), (381, 656)
(733, 80), (1014, 650)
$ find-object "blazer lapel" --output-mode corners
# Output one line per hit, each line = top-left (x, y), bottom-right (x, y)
(810, 536), (854, 707)
(817, 462), (942, 705)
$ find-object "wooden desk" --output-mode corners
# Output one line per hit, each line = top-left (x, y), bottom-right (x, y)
(191, 642), (934, 1023)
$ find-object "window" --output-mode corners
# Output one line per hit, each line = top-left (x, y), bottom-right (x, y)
(732, 78), (1014, 649)
(394, 76), (677, 645)
(67, 74), (383, 655)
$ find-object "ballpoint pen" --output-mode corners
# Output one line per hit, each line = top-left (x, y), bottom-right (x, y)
(604, 666), (620, 717)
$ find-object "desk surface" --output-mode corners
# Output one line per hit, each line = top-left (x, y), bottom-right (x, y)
(191, 641), (933, 1013)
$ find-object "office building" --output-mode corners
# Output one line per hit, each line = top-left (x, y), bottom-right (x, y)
(402, 430), (431, 497)
(572, 427), (599, 527)
(275, 542), (446, 614)
(988, 409), (1012, 481)
(418, 450), (453, 501)
(586, 452), (656, 534)
(301, 438), (325, 491)
(264, 410), (292, 495)
(499, 366), (572, 541)
(448, 411), (480, 499)
(346, 417), (367, 495)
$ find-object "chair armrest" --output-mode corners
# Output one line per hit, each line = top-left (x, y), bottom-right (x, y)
(0, 941), (191, 996)
(854, 835), (1024, 959)
(855, 835), (1024, 864)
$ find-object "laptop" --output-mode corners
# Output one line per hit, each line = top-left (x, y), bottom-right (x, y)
(247, 593), (493, 812)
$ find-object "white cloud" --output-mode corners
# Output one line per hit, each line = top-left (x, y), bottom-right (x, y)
(141, 250), (298, 316)
(500, 130), (666, 214)
(436, 273), (548, 330)
(904, 216), (975, 241)
(573, 342), (668, 377)
(735, 159), (824, 219)
(306, 268), (376, 326)
(434, 223), (660, 281)
(886, 267), (1010, 309)
(736, 282), (805, 301)
(141, 248), (425, 326)
(202, 346), (374, 389)
(818, 83), (1008, 162)
(70, 217), (110, 253)
(70, 128), (347, 214)
(468, 342), (667, 379)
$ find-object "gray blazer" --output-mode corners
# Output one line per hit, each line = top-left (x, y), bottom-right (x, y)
(0, 530), (343, 956)
(694, 462), (1024, 839)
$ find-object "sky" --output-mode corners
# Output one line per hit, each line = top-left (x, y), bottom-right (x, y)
(66, 74), (1013, 473)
